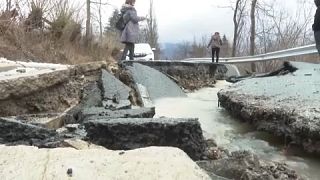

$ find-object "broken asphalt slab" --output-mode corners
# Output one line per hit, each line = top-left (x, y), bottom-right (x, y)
(78, 107), (155, 122)
(218, 62), (320, 154)
(84, 117), (207, 160)
(100, 69), (131, 101)
(0, 69), (70, 100)
(0, 117), (57, 143)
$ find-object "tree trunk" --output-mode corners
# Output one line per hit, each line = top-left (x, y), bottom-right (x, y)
(6, 0), (11, 11)
(232, 0), (241, 57)
(99, 0), (103, 42)
(145, 0), (160, 59)
(86, 0), (91, 46)
(250, 0), (258, 72)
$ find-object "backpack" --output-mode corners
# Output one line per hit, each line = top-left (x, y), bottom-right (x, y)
(115, 13), (126, 31)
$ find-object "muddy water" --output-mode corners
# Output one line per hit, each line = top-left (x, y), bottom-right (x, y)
(154, 81), (320, 180)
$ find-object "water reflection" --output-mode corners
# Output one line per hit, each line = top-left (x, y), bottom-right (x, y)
(154, 81), (320, 180)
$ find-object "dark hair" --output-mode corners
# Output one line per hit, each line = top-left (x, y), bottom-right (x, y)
(125, 0), (135, 5)
(316, 0), (320, 7)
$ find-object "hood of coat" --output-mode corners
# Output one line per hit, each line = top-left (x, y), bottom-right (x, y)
(121, 4), (135, 13)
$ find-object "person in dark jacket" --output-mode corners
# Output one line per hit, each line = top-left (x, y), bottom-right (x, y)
(120, 0), (146, 60)
(313, 0), (320, 54)
(207, 32), (223, 63)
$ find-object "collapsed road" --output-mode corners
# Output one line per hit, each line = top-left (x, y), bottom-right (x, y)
(0, 58), (303, 179)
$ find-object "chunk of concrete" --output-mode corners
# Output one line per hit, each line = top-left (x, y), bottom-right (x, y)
(0, 117), (57, 142)
(0, 145), (210, 180)
(79, 107), (155, 122)
(84, 118), (207, 160)
(100, 69), (131, 101)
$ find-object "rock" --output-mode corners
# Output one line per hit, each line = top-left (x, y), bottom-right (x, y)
(65, 124), (80, 132)
(56, 127), (68, 134)
(206, 138), (217, 147)
(100, 69), (131, 101)
(78, 107), (155, 122)
(67, 168), (73, 177)
(0, 145), (211, 180)
(0, 117), (57, 143)
(16, 68), (26, 73)
(84, 117), (207, 160)
(206, 147), (225, 160)
(197, 151), (303, 180)
(58, 124), (87, 140)
(102, 99), (131, 110)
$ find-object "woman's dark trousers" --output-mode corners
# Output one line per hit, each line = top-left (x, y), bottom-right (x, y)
(211, 47), (220, 63)
(315, 31), (320, 54)
(121, 42), (135, 60)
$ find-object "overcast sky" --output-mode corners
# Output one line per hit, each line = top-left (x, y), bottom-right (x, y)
(99, 0), (233, 43)
(78, 0), (314, 44)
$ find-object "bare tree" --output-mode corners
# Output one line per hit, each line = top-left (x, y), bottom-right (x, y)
(6, 0), (12, 11)
(86, 0), (91, 45)
(142, 0), (160, 59)
(232, 0), (247, 57)
(254, 0), (315, 72)
(98, 0), (102, 41)
(250, 0), (257, 72)
(221, 34), (231, 57)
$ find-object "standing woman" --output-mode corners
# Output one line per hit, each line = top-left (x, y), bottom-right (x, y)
(207, 32), (223, 63)
(120, 0), (146, 60)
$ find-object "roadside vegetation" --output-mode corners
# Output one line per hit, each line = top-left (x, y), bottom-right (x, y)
(0, 0), (160, 64)
(0, 0), (118, 64)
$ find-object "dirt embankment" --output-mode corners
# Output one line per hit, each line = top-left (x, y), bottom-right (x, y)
(0, 61), (108, 117)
